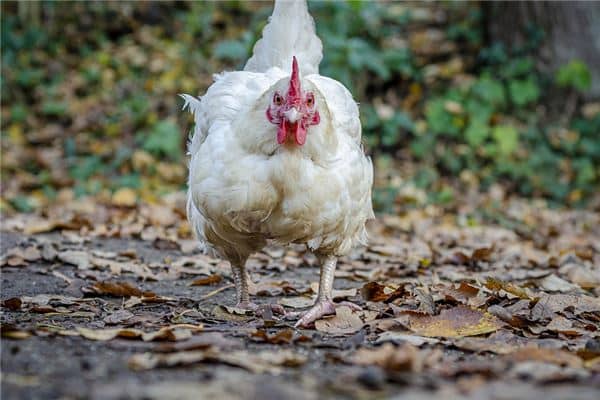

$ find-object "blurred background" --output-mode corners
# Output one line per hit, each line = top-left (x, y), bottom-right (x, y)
(1, 0), (599, 216)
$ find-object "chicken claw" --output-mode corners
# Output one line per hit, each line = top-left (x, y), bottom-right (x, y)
(294, 254), (362, 328)
(294, 299), (361, 328)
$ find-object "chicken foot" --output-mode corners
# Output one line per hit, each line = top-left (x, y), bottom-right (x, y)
(230, 263), (285, 315)
(295, 255), (361, 328)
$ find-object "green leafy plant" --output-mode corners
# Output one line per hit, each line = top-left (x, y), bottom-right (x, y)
(556, 60), (592, 92)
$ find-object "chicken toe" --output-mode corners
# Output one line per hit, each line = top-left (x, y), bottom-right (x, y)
(294, 300), (361, 327)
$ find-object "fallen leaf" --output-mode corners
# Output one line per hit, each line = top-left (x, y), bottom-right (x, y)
(505, 347), (583, 368)
(452, 330), (534, 354)
(141, 325), (201, 342)
(129, 350), (209, 371)
(41, 243), (57, 261)
(538, 274), (581, 293)
(57, 251), (90, 270)
(314, 306), (377, 335)
(103, 309), (134, 325)
(485, 278), (531, 299)
(76, 327), (144, 341)
(112, 187), (137, 207)
(561, 263), (600, 289)
(75, 324), (202, 342)
(375, 331), (440, 346)
(129, 348), (306, 374)
(22, 246), (41, 261)
(508, 361), (590, 382)
(211, 305), (254, 322)
(361, 282), (406, 303)
(250, 329), (294, 344)
(441, 282), (480, 304)
(155, 332), (242, 353)
(408, 306), (503, 338)
(2, 298), (22, 311)
(190, 274), (222, 286)
(349, 342), (422, 372)
(531, 293), (600, 320)
(84, 281), (153, 297)
(1, 324), (32, 340)
(279, 296), (313, 309)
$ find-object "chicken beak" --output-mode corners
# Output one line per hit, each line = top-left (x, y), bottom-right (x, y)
(283, 107), (301, 124)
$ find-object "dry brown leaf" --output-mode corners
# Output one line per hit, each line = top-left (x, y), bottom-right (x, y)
(375, 331), (440, 346)
(22, 246), (41, 261)
(129, 350), (209, 371)
(451, 330), (533, 354)
(112, 187), (137, 207)
(561, 263), (600, 289)
(123, 294), (176, 308)
(190, 274), (222, 286)
(76, 327), (144, 341)
(314, 306), (378, 335)
(485, 278), (531, 299)
(441, 282), (480, 304)
(250, 280), (296, 297)
(349, 342), (422, 372)
(278, 296), (313, 309)
(217, 349), (307, 374)
(538, 274), (581, 293)
(85, 281), (153, 298)
(75, 324), (202, 342)
(211, 305), (254, 322)
(505, 347), (583, 368)
(4, 255), (26, 267)
(531, 293), (600, 320)
(155, 333), (242, 353)
(103, 309), (134, 325)
(141, 325), (202, 342)
(2, 298), (22, 311)
(23, 218), (77, 235)
(57, 251), (91, 270)
(250, 329), (294, 344)
(361, 282), (406, 303)
(408, 306), (503, 338)
(1, 326), (32, 340)
(90, 257), (157, 280)
(129, 348), (306, 374)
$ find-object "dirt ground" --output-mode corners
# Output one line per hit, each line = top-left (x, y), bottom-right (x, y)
(2, 211), (600, 400)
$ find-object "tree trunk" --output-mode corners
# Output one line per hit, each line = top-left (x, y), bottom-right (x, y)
(483, 1), (600, 100)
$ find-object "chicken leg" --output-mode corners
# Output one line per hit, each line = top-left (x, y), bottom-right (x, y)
(295, 255), (360, 328)
(230, 263), (285, 314)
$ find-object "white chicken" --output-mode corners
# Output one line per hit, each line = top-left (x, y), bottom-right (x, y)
(181, 0), (374, 327)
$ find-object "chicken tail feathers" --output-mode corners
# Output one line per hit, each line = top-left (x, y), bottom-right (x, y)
(244, 0), (322, 76)
(179, 93), (206, 155)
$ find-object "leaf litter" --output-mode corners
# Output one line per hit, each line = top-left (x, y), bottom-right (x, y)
(2, 190), (600, 395)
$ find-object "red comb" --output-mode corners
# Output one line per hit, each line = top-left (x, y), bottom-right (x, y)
(287, 56), (301, 101)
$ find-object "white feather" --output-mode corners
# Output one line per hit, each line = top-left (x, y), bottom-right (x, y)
(244, 0), (322, 76)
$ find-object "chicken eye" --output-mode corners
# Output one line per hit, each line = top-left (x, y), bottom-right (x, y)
(306, 93), (315, 108)
(273, 92), (283, 106)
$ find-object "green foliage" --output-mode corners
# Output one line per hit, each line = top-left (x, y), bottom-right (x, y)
(138, 120), (182, 160)
(311, 1), (418, 93)
(492, 125), (518, 155)
(508, 78), (539, 106)
(556, 60), (592, 92)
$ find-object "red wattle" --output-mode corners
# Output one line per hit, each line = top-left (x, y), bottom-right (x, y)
(294, 122), (307, 145)
(277, 121), (287, 144)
